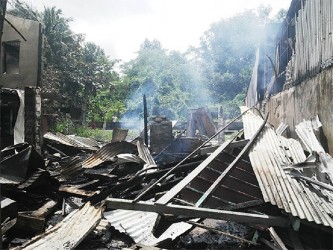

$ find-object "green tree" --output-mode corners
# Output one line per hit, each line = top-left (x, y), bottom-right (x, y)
(122, 39), (207, 120)
(80, 42), (119, 125)
(194, 10), (267, 118)
(8, 1), (120, 127)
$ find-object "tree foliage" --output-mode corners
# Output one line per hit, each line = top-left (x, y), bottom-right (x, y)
(8, 1), (286, 124)
(191, 7), (287, 118)
(8, 0), (120, 125)
(121, 39), (208, 120)
(192, 10), (267, 117)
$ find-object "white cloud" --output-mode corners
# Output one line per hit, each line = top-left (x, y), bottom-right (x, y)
(24, 0), (291, 61)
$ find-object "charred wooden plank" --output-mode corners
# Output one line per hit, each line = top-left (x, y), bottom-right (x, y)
(18, 202), (103, 249)
(59, 186), (96, 198)
(31, 200), (59, 218)
(83, 172), (117, 182)
(15, 212), (45, 234)
(268, 227), (288, 250)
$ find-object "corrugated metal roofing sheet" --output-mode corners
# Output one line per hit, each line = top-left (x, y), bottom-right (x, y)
(53, 156), (83, 181)
(241, 108), (333, 228)
(44, 132), (100, 150)
(137, 140), (157, 174)
(295, 118), (333, 182)
(104, 209), (192, 246)
(104, 209), (159, 244)
(67, 135), (101, 149)
(82, 141), (137, 168)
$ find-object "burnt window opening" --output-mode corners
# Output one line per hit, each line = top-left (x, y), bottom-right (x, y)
(0, 90), (20, 149)
(3, 40), (20, 74)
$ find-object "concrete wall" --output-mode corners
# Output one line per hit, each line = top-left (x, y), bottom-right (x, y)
(0, 15), (41, 88)
(265, 67), (333, 154)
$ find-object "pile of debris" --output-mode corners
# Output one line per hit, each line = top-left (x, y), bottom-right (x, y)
(1, 108), (333, 249)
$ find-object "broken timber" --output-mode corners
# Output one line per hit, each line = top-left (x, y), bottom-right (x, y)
(16, 202), (103, 250)
(106, 198), (289, 227)
(268, 227), (288, 250)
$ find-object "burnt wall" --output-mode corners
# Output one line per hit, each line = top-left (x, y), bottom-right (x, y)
(265, 67), (333, 154)
(0, 15), (42, 88)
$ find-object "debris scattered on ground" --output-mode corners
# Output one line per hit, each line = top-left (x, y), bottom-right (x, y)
(1, 111), (333, 249)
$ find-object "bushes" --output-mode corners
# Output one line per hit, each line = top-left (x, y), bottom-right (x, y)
(74, 127), (113, 142)
(52, 120), (113, 142)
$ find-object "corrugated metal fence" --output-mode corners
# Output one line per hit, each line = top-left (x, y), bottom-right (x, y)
(293, 0), (333, 82)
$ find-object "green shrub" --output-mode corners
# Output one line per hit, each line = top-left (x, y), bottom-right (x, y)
(74, 127), (113, 142)
(52, 119), (114, 142)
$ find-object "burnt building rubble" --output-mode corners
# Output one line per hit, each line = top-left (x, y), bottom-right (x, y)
(1, 0), (333, 249)
(0, 107), (332, 249)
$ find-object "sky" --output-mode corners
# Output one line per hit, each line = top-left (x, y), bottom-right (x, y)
(19, 0), (291, 62)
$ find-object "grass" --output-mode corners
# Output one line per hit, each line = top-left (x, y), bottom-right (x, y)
(53, 120), (142, 142)
(74, 127), (113, 142)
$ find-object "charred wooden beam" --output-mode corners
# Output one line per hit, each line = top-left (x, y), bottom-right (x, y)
(268, 227), (288, 250)
(221, 199), (264, 211)
(24, 87), (42, 153)
(143, 94), (148, 146)
(83, 172), (117, 182)
(106, 198), (290, 227)
(59, 186), (97, 198)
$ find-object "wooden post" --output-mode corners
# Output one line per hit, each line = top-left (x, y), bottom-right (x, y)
(143, 94), (148, 146)
(24, 87), (42, 153)
(0, 0), (7, 57)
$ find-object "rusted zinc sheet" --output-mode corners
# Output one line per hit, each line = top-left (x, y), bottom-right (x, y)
(67, 135), (101, 149)
(111, 128), (128, 142)
(44, 132), (100, 150)
(18, 202), (102, 250)
(82, 141), (137, 168)
(241, 108), (333, 228)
